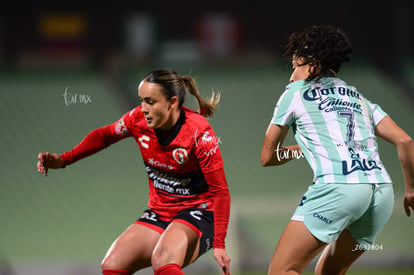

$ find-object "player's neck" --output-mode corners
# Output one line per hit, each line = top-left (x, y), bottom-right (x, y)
(159, 108), (181, 131)
(155, 109), (184, 143)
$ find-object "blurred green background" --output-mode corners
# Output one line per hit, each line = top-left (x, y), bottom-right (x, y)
(1, 2), (414, 274)
(1, 61), (413, 274)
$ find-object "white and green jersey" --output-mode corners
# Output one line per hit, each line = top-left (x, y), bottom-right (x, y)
(271, 77), (392, 184)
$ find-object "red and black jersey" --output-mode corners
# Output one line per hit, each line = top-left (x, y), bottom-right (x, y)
(115, 106), (225, 217)
(60, 106), (230, 248)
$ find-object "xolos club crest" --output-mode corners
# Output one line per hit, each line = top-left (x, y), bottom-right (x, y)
(172, 148), (189, 164)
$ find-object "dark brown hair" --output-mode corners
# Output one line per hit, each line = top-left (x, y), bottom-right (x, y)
(284, 25), (353, 81)
(143, 69), (220, 118)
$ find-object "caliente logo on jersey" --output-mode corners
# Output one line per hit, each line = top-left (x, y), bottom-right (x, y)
(172, 148), (189, 164)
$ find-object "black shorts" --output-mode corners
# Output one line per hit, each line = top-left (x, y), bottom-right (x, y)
(135, 208), (214, 256)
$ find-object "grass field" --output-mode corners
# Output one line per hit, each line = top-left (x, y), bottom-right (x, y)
(195, 269), (414, 275)
(271, 271), (413, 275)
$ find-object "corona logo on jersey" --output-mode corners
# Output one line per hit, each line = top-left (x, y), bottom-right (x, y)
(303, 86), (361, 102)
(172, 148), (189, 164)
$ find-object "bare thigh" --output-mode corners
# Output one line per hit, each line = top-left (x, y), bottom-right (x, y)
(101, 222), (161, 272)
(151, 221), (201, 270)
(268, 220), (326, 275)
(315, 229), (365, 275)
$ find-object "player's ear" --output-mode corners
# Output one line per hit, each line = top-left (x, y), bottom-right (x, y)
(309, 63), (320, 75)
(169, 96), (179, 109)
(309, 64), (314, 74)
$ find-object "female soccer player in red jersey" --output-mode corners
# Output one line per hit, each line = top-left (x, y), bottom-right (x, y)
(37, 69), (231, 275)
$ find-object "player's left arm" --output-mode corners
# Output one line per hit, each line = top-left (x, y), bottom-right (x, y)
(261, 123), (300, 166)
(375, 116), (414, 217)
(194, 125), (231, 274)
(204, 168), (231, 275)
(204, 168), (230, 248)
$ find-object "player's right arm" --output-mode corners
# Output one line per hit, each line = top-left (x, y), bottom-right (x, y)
(37, 110), (135, 176)
(262, 86), (301, 166)
(375, 116), (414, 217)
(260, 123), (301, 166)
(37, 152), (65, 176)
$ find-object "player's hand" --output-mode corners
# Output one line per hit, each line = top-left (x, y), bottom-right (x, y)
(404, 190), (414, 217)
(213, 248), (231, 275)
(37, 152), (64, 176)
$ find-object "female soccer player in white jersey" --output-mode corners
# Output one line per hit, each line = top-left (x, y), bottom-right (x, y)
(37, 69), (231, 275)
(261, 25), (414, 275)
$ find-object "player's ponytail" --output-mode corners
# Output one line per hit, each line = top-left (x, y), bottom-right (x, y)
(181, 75), (220, 118)
(143, 69), (220, 118)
